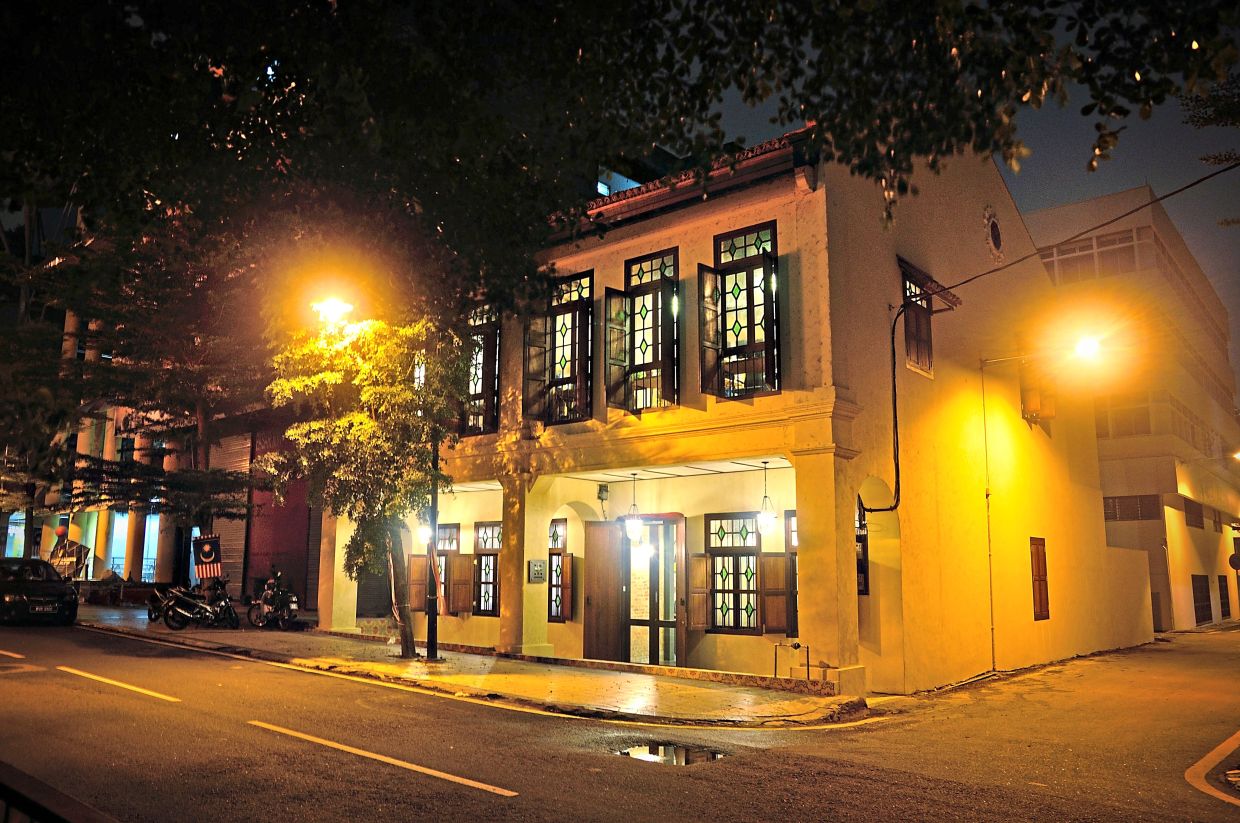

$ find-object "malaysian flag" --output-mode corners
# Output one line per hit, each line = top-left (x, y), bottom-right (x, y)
(193, 535), (223, 579)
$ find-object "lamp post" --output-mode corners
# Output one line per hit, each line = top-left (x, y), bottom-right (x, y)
(425, 431), (441, 661)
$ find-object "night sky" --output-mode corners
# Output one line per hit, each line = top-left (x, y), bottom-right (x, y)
(723, 92), (1240, 388)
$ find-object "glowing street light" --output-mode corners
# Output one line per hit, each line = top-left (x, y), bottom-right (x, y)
(312, 297), (354, 327)
(1073, 336), (1102, 361)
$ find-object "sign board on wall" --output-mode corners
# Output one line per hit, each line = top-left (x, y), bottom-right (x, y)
(528, 559), (547, 583)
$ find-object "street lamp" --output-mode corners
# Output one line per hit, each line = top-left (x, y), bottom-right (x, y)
(312, 297), (353, 327)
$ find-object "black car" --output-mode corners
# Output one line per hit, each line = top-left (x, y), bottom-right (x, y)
(0, 558), (79, 625)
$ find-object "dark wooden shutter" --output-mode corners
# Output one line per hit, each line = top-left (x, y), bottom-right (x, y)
(604, 287), (629, 410)
(562, 553), (575, 622)
(1030, 538), (1049, 621)
(660, 274), (679, 405)
(761, 252), (780, 391)
(905, 299), (932, 371)
(575, 294), (594, 419)
(448, 553), (474, 614)
(688, 553), (709, 630)
(408, 558), (428, 613)
(481, 324), (500, 432)
(760, 554), (787, 634)
(522, 312), (549, 420)
(698, 264), (722, 396)
(1219, 575), (1231, 620)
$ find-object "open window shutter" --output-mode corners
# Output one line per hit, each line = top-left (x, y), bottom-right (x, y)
(604, 287), (629, 410)
(904, 300), (932, 370)
(522, 312), (549, 420)
(762, 253), (780, 391)
(660, 275), (679, 405)
(576, 297), (594, 418)
(760, 554), (788, 634)
(483, 325), (500, 431)
(408, 559), (428, 613)
(562, 553), (575, 622)
(688, 553), (709, 630)
(698, 264), (722, 396)
(448, 553), (473, 614)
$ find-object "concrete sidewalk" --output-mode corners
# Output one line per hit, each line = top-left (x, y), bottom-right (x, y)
(77, 606), (865, 727)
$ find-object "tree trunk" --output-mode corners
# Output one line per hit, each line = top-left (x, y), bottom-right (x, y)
(387, 519), (417, 659)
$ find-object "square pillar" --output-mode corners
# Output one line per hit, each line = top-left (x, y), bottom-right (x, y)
(497, 472), (533, 653)
(791, 449), (863, 689)
(316, 512), (359, 633)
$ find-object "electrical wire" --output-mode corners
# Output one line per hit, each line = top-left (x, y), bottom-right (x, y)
(932, 160), (1240, 298)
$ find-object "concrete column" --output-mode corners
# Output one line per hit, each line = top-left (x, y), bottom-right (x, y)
(154, 446), (181, 582)
(317, 511), (359, 632)
(93, 414), (118, 575)
(0, 512), (9, 555)
(122, 435), (152, 581)
(496, 471), (533, 653)
(790, 448), (865, 694)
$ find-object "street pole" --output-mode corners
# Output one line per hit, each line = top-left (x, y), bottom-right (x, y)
(425, 430), (440, 660)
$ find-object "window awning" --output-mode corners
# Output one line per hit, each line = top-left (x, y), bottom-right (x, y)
(897, 257), (962, 309)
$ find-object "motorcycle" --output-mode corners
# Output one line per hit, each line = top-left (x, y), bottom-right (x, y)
(163, 577), (239, 630)
(247, 570), (299, 631)
(147, 585), (186, 622)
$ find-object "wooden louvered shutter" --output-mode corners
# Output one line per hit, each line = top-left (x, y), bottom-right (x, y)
(698, 264), (722, 396)
(604, 287), (629, 410)
(904, 299), (932, 371)
(761, 252), (780, 391)
(660, 274), (679, 405)
(760, 554), (788, 634)
(562, 553), (575, 622)
(522, 312), (549, 420)
(449, 553), (474, 614)
(688, 553), (709, 630)
(408, 556), (427, 613)
(575, 295), (594, 419)
(483, 324), (500, 432)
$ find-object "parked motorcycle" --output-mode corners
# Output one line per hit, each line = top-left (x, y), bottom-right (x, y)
(164, 577), (239, 630)
(247, 570), (299, 630)
(147, 585), (188, 622)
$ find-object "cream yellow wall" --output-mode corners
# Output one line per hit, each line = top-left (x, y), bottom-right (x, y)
(821, 157), (1151, 693)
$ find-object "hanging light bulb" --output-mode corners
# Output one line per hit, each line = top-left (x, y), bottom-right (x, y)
(416, 521), (433, 547)
(625, 472), (644, 542)
(757, 460), (778, 536)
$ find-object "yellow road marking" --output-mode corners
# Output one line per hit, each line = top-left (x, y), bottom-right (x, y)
(1185, 727), (1240, 809)
(0, 649), (26, 659)
(78, 625), (889, 732)
(248, 720), (518, 797)
(56, 666), (181, 703)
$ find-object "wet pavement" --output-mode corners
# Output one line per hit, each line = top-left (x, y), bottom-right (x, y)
(77, 606), (864, 726)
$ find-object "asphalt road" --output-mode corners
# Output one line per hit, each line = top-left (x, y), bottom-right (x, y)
(1, 624), (1237, 822)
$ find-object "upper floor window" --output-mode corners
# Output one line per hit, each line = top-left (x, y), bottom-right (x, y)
(1184, 498), (1205, 529)
(524, 273), (593, 425)
(700, 223), (780, 398)
(1095, 393), (1151, 438)
(464, 306), (500, 436)
(1102, 495), (1161, 522)
(897, 257), (960, 376)
(605, 249), (680, 413)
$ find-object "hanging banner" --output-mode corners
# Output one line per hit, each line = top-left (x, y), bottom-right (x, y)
(193, 535), (223, 579)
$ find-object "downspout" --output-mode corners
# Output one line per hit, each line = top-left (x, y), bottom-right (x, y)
(861, 305), (905, 515)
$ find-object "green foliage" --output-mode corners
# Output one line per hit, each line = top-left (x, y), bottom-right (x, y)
(260, 318), (469, 577)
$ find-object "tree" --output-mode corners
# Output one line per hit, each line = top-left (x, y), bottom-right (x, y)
(1183, 71), (1240, 225)
(259, 314), (469, 658)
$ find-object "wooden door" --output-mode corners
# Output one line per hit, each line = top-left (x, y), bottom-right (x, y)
(583, 521), (626, 662)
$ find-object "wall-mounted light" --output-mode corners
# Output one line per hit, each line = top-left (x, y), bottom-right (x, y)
(625, 473), (644, 542)
(757, 460), (778, 536)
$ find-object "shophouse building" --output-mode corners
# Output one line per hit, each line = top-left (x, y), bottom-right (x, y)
(307, 134), (1153, 695)
(1026, 188), (1240, 632)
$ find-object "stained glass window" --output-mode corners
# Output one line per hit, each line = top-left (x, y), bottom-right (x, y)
(710, 224), (778, 397)
(547, 518), (568, 622)
(434, 524), (460, 605)
(474, 521), (501, 616)
(705, 513), (761, 632)
(465, 306), (500, 435)
(546, 273), (593, 424)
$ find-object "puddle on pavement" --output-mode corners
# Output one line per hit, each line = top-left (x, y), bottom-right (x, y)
(617, 744), (724, 765)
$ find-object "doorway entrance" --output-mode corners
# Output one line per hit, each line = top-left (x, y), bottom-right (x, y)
(583, 516), (685, 666)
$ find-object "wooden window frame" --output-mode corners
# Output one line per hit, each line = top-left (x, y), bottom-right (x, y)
(701, 221), (780, 399)
(473, 521), (502, 617)
(704, 513), (762, 635)
(604, 249), (680, 414)
(434, 524), (460, 611)
(525, 272), (593, 425)
(1030, 537), (1049, 621)
(463, 307), (500, 436)
(783, 510), (799, 637)
(902, 276), (933, 374)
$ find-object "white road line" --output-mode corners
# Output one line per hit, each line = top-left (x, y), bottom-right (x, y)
(1185, 727), (1240, 809)
(0, 649), (26, 659)
(248, 720), (519, 797)
(56, 666), (182, 703)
